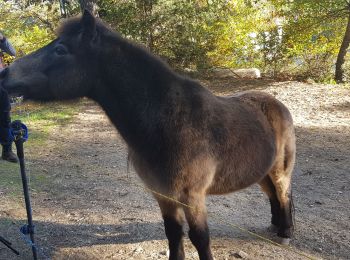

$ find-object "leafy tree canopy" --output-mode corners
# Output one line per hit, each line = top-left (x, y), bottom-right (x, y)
(1, 0), (350, 82)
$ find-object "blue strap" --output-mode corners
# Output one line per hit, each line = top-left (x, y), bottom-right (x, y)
(20, 225), (51, 260)
(10, 121), (28, 142)
(0, 122), (28, 144)
(20, 224), (35, 235)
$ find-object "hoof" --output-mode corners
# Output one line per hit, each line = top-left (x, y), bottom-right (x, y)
(278, 237), (291, 246)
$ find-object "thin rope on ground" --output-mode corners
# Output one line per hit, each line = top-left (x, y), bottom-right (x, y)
(129, 179), (319, 260)
(213, 215), (318, 260)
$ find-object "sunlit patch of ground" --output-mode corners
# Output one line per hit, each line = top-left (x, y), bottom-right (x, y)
(1, 80), (349, 259)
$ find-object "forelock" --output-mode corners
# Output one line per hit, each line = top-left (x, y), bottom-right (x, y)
(55, 16), (111, 39)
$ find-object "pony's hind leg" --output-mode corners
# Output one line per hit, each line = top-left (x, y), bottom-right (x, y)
(156, 198), (185, 260)
(260, 171), (294, 245)
(183, 192), (213, 260)
(259, 175), (280, 228)
(272, 178), (293, 245)
(268, 142), (295, 245)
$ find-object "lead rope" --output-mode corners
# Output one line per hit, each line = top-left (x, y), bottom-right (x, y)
(136, 181), (318, 260)
(125, 162), (318, 260)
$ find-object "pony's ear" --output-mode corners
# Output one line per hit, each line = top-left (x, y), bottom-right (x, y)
(81, 9), (96, 42)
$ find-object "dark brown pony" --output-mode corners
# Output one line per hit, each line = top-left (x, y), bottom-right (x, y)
(1, 11), (296, 260)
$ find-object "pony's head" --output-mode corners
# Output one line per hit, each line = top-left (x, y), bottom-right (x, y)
(1, 11), (103, 101)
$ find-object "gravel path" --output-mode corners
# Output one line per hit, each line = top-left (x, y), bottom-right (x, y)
(0, 79), (349, 260)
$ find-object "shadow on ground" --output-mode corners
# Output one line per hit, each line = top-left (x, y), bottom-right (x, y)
(1, 92), (349, 259)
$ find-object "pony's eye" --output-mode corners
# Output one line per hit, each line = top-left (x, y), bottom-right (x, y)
(54, 45), (68, 56)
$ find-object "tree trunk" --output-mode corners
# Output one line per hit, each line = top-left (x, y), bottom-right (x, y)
(145, 1), (154, 51)
(79, 0), (99, 17)
(59, 0), (67, 18)
(335, 11), (350, 83)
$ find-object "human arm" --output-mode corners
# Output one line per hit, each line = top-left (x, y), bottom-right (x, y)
(0, 33), (16, 57)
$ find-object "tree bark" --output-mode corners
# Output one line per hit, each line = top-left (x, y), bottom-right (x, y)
(59, 0), (68, 18)
(335, 11), (350, 83)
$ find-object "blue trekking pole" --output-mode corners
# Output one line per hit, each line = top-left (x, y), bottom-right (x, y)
(10, 120), (38, 260)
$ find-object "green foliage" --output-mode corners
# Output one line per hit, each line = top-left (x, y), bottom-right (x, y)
(1, 0), (350, 82)
(99, 0), (228, 69)
(98, 0), (350, 80)
(0, 0), (60, 57)
(272, 0), (348, 81)
(208, 0), (275, 68)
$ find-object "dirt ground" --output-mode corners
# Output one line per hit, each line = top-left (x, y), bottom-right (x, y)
(0, 78), (349, 260)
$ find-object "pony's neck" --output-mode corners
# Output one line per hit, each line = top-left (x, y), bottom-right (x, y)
(91, 37), (182, 156)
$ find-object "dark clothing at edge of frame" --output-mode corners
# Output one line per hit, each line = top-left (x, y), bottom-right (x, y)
(0, 36), (16, 63)
(0, 86), (11, 144)
(0, 36), (15, 144)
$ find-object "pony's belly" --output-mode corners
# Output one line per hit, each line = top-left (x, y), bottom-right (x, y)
(207, 163), (271, 195)
(207, 176), (259, 195)
(207, 182), (243, 195)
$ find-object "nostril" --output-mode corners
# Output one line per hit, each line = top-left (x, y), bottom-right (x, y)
(0, 67), (9, 79)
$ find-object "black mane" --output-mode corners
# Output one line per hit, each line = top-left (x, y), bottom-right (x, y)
(58, 15), (180, 84)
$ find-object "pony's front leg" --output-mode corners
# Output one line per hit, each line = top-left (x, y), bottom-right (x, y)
(156, 198), (185, 260)
(183, 192), (213, 260)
